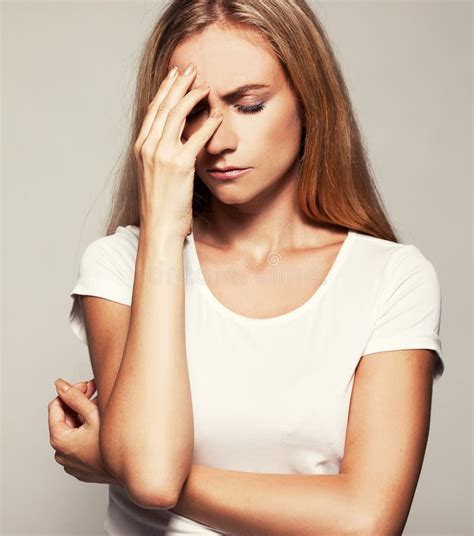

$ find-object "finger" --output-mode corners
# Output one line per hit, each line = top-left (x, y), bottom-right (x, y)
(49, 388), (79, 428)
(48, 397), (70, 437)
(85, 379), (97, 398)
(53, 381), (86, 426)
(135, 66), (181, 148)
(142, 66), (198, 154)
(160, 82), (211, 146)
(59, 397), (80, 428)
(55, 382), (97, 426)
(59, 380), (91, 424)
(182, 110), (223, 159)
(73, 381), (88, 393)
(73, 380), (94, 398)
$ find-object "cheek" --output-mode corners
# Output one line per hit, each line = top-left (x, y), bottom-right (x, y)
(258, 111), (302, 164)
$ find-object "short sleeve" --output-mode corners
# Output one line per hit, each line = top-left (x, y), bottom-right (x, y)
(69, 225), (138, 345)
(362, 244), (444, 382)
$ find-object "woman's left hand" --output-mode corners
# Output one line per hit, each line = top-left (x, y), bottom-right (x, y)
(48, 378), (116, 485)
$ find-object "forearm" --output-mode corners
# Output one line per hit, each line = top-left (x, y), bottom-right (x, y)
(171, 464), (371, 536)
(100, 225), (193, 505)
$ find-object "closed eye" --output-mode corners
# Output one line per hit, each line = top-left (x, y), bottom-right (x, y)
(236, 103), (266, 115)
(188, 102), (266, 118)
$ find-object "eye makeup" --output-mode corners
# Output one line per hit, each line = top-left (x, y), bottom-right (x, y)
(188, 102), (266, 118)
(237, 102), (266, 114)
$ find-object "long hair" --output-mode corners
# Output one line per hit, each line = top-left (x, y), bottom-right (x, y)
(104, 0), (399, 243)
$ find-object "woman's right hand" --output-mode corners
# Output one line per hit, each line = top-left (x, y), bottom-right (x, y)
(133, 63), (223, 239)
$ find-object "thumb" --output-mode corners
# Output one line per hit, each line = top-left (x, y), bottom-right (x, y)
(55, 378), (97, 425)
(73, 380), (95, 398)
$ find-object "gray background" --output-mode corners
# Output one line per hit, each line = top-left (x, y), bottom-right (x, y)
(2, 1), (472, 535)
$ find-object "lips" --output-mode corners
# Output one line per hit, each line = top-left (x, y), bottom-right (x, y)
(208, 166), (247, 172)
(207, 167), (252, 180)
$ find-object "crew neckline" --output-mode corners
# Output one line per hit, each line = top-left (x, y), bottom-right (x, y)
(186, 229), (356, 325)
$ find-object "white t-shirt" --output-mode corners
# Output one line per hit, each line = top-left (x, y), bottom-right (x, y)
(69, 224), (444, 535)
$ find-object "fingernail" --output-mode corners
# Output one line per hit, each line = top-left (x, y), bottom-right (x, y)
(167, 65), (178, 79)
(183, 63), (194, 75)
(55, 378), (70, 393)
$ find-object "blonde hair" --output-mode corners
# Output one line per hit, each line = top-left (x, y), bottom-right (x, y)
(104, 0), (399, 242)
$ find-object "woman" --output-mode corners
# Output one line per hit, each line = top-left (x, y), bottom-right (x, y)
(48, 1), (445, 534)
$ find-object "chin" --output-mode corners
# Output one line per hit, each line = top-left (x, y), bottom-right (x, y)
(210, 190), (249, 204)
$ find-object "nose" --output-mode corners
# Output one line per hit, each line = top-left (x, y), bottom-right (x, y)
(204, 111), (238, 155)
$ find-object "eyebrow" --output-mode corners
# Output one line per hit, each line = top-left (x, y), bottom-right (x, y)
(212, 83), (271, 101)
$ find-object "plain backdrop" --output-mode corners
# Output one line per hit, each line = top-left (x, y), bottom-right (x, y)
(2, 1), (472, 535)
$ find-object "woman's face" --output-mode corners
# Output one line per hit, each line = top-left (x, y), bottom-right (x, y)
(168, 25), (304, 207)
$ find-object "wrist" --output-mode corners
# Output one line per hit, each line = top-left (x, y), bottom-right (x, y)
(140, 223), (186, 247)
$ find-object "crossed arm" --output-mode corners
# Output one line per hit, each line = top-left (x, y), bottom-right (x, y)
(157, 349), (435, 536)
(169, 464), (366, 535)
(51, 348), (436, 536)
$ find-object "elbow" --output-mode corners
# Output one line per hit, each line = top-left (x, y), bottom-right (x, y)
(343, 520), (379, 536)
(342, 498), (403, 536)
(337, 477), (386, 536)
(335, 494), (380, 536)
(126, 478), (179, 510)
(124, 460), (190, 510)
(342, 509), (385, 536)
(101, 447), (180, 509)
(103, 462), (180, 510)
(351, 514), (404, 536)
(99, 430), (182, 510)
(346, 521), (395, 536)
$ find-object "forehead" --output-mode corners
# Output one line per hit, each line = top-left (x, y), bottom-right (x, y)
(168, 26), (284, 91)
